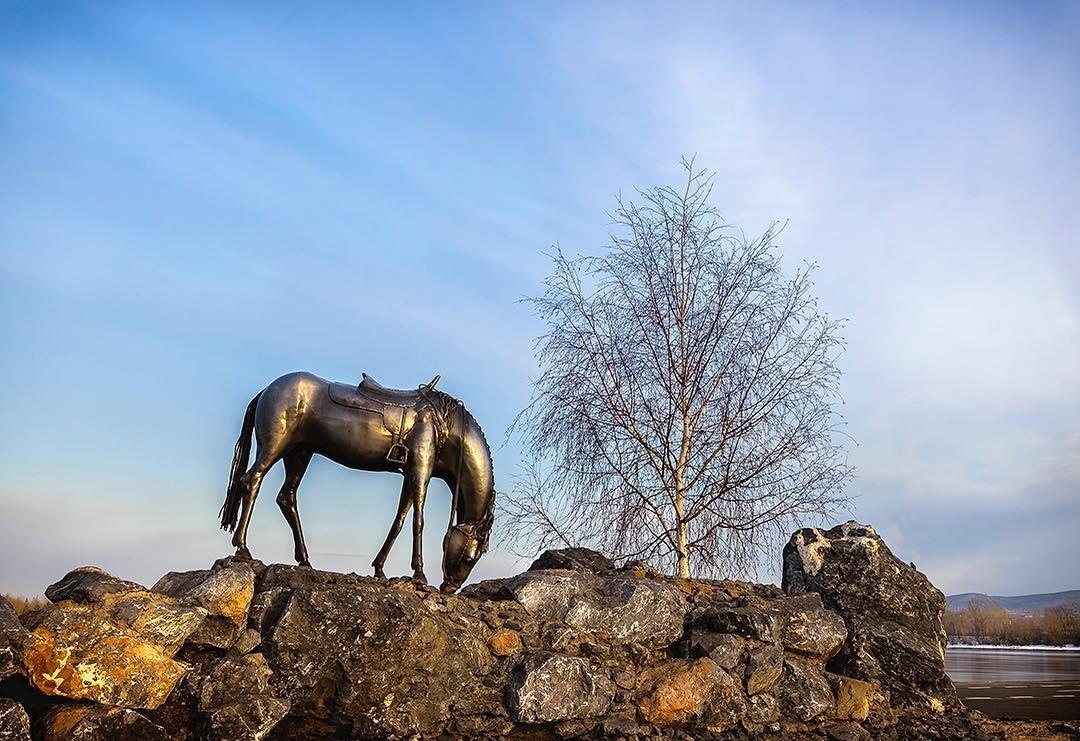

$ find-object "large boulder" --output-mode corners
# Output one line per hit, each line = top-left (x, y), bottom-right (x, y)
(193, 653), (288, 740)
(257, 565), (492, 738)
(782, 521), (958, 712)
(44, 567), (145, 605)
(21, 600), (191, 709)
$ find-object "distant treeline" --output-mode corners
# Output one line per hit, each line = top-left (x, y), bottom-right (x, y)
(944, 601), (1080, 646)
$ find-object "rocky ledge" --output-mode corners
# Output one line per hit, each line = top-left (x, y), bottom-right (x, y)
(0, 522), (989, 740)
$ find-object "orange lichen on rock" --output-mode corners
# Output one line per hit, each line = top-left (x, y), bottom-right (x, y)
(488, 628), (522, 657)
(637, 658), (721, 726)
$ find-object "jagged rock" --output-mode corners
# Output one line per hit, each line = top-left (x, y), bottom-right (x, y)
(782, 521), (957, 711)
(507, 571), (687, 648)
(0, 698), (30, 741)
(779, 658), (835, 721)
(698, 604), (779, 643)
(0, 597), (29, 682)
(195, 653), (288, 740)
(260, 566), (491, 737)
(11, 522), (983, 740)
(745, 644), (784, 695)
(829, 673), (874, 722)
(37, 704), (170, 741)
(746, 692), (780, 724)
(777, 593), (848, 659)
(21, 600), (189, 708)
(104, 592), (207, 655)
(637, 657), (745, 730)
(153, 562), (255, 649)
(509, 653), (615, 723)
(44, 567), (145, 604)
(529, 548), (615, 573)
(826, 721), (872, 741)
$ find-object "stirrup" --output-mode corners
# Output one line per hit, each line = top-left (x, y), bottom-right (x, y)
(387, 443), (409, 466)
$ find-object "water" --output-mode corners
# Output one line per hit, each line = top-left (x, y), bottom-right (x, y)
(946, 647), (1080, 684)
(946, 646), (1080, 720)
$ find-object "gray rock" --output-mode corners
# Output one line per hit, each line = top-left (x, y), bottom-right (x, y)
(36, 705), (170, 741)
(529, 548), (615, 573)
(745, 644), (784, 695)
(779, 658), (835, 721)
(746, 692), (780, 724)
(509, 653), (615, 723)
(44, 566), (145, 604)
(0, 699), (30, 741)
(195, 653), (288, 740)
(508, 571), (687, 649)
(0, 597), (29, 682)
(780, 601), (847, 659)
(782, 521), (958, 711)
(699, 604), (779, 643)
(261, 570), (491, 738)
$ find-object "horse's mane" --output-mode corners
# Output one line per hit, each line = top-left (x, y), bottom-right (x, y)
(428, 388), (496, 542)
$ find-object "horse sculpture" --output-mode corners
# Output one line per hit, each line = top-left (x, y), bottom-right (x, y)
(219, 371), (495, 593)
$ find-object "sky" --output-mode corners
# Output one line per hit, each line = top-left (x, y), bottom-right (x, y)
(1, 2), (1078, 598)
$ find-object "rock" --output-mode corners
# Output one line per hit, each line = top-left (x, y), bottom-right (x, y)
(745, 644), (784, 695)
(563, 578), (687, 649)
(698, 605), (778, 643)
(153, 562), (255, 649)
(782, 521), (958, 711)
(261, 569), (491, 738)
(680, 629), (745, 670)
(0, 698), (30, 741)
(36, 704), (170, 741)
(829, 673), (874, 721)
(232, 628), (262, 656)
(509, 653), (615, 723)
(195, 653), (288, 740)
(637, 658), (744, 730)
(21, 601), (189, 708)
(44, 567), (145, 604)
(746, 692), (780, 724)
(104, 592), (207, 655)
(778, 594), (847, 659)
(826, 721), (872, 741)
(508, 571), (687, 649)
(779, 658), (834, 722)
(488, 628), (522, 657)
(1, 597), (30, 682)
(529, 548), (615, 573)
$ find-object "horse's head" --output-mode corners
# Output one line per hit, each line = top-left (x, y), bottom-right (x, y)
(440, 522), (488, 593)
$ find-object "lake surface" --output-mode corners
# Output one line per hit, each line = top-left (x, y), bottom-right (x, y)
(946, 646), (1080, 720)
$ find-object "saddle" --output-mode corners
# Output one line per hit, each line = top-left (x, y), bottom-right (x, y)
(326, 373), (442, 467)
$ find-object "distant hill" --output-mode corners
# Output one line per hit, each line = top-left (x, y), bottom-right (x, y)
(946, 590), (1080, 614)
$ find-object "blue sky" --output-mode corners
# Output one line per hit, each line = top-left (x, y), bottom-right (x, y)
(2, 2), (1078, 597)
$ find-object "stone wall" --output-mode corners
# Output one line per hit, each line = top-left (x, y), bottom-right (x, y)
(0, 522), (986, 740)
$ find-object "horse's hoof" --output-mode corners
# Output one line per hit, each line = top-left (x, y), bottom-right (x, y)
(373, 568), (387, 580)
(234, 546), (253, 561)
(412, 571), (428, 585)
(297, 559), (312, 569)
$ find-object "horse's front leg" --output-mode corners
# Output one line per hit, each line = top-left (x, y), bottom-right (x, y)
(407, 423), (436, 584)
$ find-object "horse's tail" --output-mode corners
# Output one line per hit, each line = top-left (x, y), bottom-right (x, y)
(220, 392), (260, 532)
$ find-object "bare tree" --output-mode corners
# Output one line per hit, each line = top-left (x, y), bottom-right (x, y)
(506, 160), (853, 579)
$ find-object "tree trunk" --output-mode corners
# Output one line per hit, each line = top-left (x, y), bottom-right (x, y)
(674, 485), (690, 578)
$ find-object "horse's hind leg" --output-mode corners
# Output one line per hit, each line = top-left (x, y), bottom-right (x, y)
(278, 449), (314, 567)
(232, 443), (281, 560)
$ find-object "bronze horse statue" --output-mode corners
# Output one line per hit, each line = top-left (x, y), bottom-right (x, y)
(219, 371), (495, 593)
